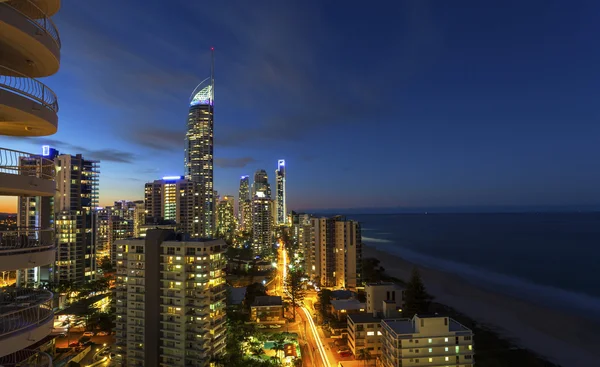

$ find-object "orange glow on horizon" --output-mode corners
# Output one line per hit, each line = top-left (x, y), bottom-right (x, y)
(0, 197), (17, 213)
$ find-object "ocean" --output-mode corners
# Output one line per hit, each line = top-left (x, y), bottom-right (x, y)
(348, 212), (600, 318)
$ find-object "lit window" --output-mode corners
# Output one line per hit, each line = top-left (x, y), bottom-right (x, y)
(367, 331), (375, 336)
(377, 331), (382, 336)
(468, 345), (472, 350)
(445, 347), (448, 352)
(444, 337), (448, 342)
(428, 358), (432, 362)
(428, 339), (432, 343)
(445, 357), (449, 361)
(455, 346), (460, 353)
(428, 348), (432, 353)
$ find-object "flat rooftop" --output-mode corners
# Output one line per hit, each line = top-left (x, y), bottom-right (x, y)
(330, 299), (365, 311)
(383, 316), (471, 335)
(253, 296), (283, 306)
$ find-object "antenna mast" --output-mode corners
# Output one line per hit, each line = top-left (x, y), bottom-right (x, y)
(210, 47), (215, 104)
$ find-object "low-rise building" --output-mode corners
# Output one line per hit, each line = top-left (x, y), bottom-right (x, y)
(366, 283), (404, 316)
(330, 299), (365, 321)
(380, 315), (474, 367)
(251, 296), (284, 323)
(348, 314), (384, 357)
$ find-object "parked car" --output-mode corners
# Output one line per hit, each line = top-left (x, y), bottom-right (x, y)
(339, 351), (352, 357)
(83, 331), (95, 337)
(68, 342), (80, 348)
(97, 331), (109, 336)
(337, 348), (350, 354)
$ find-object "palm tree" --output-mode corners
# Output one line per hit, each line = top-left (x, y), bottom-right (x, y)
(357, 348), (372, 367)
(273, 339), (286, 362)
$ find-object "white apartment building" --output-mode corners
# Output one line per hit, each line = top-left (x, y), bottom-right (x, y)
(380, 315), (474, 367)
(114, 230), (227, 367)
(366, 282), (404, 316)
(348, 313), (384, 357)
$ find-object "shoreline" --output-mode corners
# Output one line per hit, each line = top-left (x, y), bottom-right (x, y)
(363, 244), (600, 367)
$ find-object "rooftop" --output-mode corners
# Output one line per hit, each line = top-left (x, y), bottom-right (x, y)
(331, 289), (354, 300)
(253, 296), (283, 307)
(330, 299), (365, 311)
(348, 313), (382, 324)
(382, 315), (472, 335)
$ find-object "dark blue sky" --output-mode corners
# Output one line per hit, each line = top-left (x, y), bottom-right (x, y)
(2, 0), (600, 211)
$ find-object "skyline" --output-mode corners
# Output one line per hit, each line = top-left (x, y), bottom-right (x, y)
(2, 0), (600, 213)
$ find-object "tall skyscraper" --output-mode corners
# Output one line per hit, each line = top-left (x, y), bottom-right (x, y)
(252, 169), (273, 253)
(216, 195), (235, 240)
(275, 159), (286, 225)
(144, 176), (202, 237)
(253, 169), (271, 198)
(0, 0), (62, 359)
(114, 230), (227, 367)
(238, 175), (250, 229)
(54, 153), (100, 284)
(185, 50), (215, 238)
(309, 216), (362, 289)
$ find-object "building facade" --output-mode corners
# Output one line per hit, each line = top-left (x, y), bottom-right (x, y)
(114, 230), (227, 367)
(216, 195), (235, 240)
(144, 177), (203, 237)
(252, 197), (273, 253)
(348, 314), (384, 357)
(0, 0), (62, 360)
(54, 153), (100, 284)
(275, 160), (286, 225)
(380, 316), (474, 367)
(238, 175), (250, 229)
(366, 283), (404, 316)
(185, 57), (215, 238)
(309, 216), (362, 289)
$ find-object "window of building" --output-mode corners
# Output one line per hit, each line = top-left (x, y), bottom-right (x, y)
(415, 339), (419, 343)
(455, 346), (460, 353)
(445, 347), (449, 352)
(428, 338), (432, 343)
(428, 358), (432, 362)
(445, 357), (449, 361)
(464, 336), (472, 341)
(468, 345), (472, 350)
(428, 348), (432, 353)
(367, 331), (375, 336)
(465, 355), (472, 359)
(444, 337), (449, 342)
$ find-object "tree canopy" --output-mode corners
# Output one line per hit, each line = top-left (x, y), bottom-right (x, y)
(402, 267), (433, 318)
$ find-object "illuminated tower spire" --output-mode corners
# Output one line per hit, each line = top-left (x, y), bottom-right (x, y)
(185, 48), (215, 237)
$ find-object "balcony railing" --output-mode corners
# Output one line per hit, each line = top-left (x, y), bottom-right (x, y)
(0, 66), (59, 114)
(0, 349), (52, 367)
(2, 0), (61, 48)
(0, 147), (55, 180)
(0, 228), (55, 256)
(0, 288), (53, 340)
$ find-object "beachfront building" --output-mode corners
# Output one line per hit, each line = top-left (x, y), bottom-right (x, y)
(114, 230), (227, 367)
(366, 282), (404, 316)
(309, 216), (362, 289)
(330, 299), (365, 321)
(380, 315), (474, 367)
(348, 314), (384, 357)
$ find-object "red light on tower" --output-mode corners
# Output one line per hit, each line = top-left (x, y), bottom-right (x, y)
(210, 46), (214, 51)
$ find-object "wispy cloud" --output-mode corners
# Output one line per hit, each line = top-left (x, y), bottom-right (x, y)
(28, 138), (137, 163)
(215, 157), (256, 168)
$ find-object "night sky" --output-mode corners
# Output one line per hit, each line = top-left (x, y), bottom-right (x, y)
(2, 0), (600, 212)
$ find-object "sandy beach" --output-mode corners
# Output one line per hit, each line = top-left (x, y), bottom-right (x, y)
(363, 245), (600, 367)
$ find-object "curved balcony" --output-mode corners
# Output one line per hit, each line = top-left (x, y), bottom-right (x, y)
(0, 147), (55, 196)
(0, 349), (52, 367)
(0, 228), (55, 272)
(0, 288), (54, 358)
(0, 0), (61, 78)
(0, 65), (58, 136)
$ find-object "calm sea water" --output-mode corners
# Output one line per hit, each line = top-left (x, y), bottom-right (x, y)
(347, 212), (600, 316)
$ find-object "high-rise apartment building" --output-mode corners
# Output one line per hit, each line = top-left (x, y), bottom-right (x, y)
(252, 197), (273, 253)
(291, 212), (312, 270)
(380, 315), (474, 367)
(216, 195), (235, 240)
(309, 216), (362, 289)
(133, 200), (146, 237)
(114, 230), (227, 367)
(95, 201), (138, 264)
(275, 160), (286, 225)
(144, 176), (203, 237)
(242, 200), (252, 233)
(253, 169), (271, 198)
(54, 153), (100, 284)
(238, 175), (250, 229)
(184, 52), (215, 238)
(252, 169), (273, 253)
(0, 0), (61, 360)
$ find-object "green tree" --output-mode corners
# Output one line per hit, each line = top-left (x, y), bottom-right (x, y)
(285, 268), (306, 320)
(293, 358), (303, 367)
(318, 289), (332, 321)
(357, 348), (372, 367)
(99, 256), (114, 273)
(272, 338), (286, 362)
(402, 267), (433, 318)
